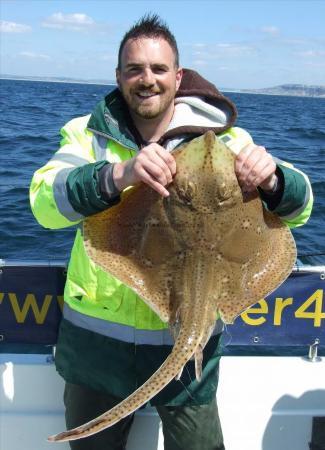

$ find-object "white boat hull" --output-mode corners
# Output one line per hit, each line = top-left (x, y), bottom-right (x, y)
(1, 354), (324, 450)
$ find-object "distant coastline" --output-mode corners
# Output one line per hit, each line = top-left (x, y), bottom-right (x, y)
(238, 84), (325, 98)
(0, 74), (116, 87)
(1, 74), (324, 98)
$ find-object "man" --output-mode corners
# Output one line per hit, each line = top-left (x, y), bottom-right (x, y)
(30, 14), (313, 450)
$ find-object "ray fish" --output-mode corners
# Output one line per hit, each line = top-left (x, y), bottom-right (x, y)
(48, 131), (296, 442)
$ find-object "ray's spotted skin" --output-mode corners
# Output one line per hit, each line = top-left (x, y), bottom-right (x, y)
(48, 132), (296, 442)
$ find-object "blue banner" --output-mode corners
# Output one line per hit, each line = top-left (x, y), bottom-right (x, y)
(0, 263), (324, 347)
(226, 270), (325, 347)
(0, 264), (65, 345)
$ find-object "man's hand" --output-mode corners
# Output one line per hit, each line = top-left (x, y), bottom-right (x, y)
(235, 143), (277, 193)
(113, 143), (176, 197)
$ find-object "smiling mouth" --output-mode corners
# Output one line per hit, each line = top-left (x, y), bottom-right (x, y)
(136, 91), (160, 99)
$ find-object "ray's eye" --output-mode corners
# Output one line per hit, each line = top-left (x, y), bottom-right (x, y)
(176, 180), (196, 205)
(217, 180), (232, 202)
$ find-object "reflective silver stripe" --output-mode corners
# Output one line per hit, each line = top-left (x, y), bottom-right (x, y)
(51, 135), (107, 222)
(271, 157), (312, 220)
(63, 303), (224, 345)
(92, 134), (108, 161)
(273, 156), (285, 165)
(53, 168), (84, 222)
(278, 182), (311, 220)
(50, 153), (90, 166)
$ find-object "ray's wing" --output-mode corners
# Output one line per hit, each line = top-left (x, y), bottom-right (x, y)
(209, 193), (296, 324)
(83, 185), (187, 322)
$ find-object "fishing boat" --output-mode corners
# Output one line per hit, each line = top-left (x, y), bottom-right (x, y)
(0, 259), (324, 450)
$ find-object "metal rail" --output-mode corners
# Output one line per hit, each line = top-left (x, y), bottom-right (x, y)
(1, 259), (324, 273)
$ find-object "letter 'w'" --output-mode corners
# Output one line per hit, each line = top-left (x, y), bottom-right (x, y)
(8, 293), (53, 324)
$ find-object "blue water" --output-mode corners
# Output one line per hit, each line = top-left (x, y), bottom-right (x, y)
(0, 79), (324, 265)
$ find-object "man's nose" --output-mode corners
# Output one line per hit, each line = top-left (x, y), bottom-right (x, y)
(140, 68), (155, 85)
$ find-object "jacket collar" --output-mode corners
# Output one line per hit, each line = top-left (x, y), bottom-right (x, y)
(87, 89), (139, 151)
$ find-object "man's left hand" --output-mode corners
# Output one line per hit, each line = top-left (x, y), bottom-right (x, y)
(235, 143), (277, 193)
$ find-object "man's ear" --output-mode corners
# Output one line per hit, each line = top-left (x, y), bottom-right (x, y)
(175, 68), (183, 91)
(116, 68), (121, 89)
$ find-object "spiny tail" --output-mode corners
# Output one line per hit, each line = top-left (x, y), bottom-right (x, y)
(48, 327), (201, 443)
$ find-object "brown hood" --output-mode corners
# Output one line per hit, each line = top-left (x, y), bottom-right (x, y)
(162, 68), (237, 142)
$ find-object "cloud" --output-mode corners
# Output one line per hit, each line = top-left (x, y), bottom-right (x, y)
(298, 50), (325, 57)
(192, 43), (207, 49)
(0, 20), (31, 33)
(216, 43), (254, 54)
(20, 51), (51, 60)
(42, 12), (95, 31)
(101, 54), (116, 62)
(192, 59), (208, 67)
(191, 42), (255, 60)
(227, 24), (280, 37)
(282, 38), (308, 46)
(304, 61), (325, 68)
(260, 26), (280, 36)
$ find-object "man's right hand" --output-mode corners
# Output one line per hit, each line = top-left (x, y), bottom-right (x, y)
(112, 143), (176, 197)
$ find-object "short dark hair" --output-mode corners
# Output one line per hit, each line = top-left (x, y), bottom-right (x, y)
(117, 14), (179, 69)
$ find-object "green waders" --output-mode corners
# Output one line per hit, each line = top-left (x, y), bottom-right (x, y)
(64, 382), (225, 450)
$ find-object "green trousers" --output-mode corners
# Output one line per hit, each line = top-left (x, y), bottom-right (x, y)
(64, 382), (225, 450)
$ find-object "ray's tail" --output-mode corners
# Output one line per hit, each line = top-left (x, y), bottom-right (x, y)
(48, 325), (202, 443)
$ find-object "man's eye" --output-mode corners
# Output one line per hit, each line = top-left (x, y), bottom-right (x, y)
(127, 67), (141, 74)
(154, 67), (167, 73)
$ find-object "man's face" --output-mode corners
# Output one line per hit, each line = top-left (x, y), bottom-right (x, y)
(116, 37), (182, 121)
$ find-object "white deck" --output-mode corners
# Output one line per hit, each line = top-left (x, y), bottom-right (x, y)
(1, 354), (324, 450)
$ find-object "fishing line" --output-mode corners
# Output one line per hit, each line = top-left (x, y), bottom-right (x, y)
(176, 364), (198, 404)
(221, 322), (233, 348)
(298, 252), (325, 257)
(178, 378), (197, 403)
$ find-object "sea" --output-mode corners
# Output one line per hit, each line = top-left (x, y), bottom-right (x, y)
(0, 78), (324, 266)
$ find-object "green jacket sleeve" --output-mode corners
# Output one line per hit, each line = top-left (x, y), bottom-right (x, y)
(66, 161), (120, 216)
(261, 162), (313, 228)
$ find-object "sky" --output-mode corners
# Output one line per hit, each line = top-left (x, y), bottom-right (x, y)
(1, 0), (325, 89)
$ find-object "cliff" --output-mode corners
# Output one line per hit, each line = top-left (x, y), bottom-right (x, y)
(240, 84), (325, 98)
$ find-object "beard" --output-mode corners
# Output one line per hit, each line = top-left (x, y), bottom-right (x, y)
(133, 103), (164, 119)
(121, 85), (176, 120)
